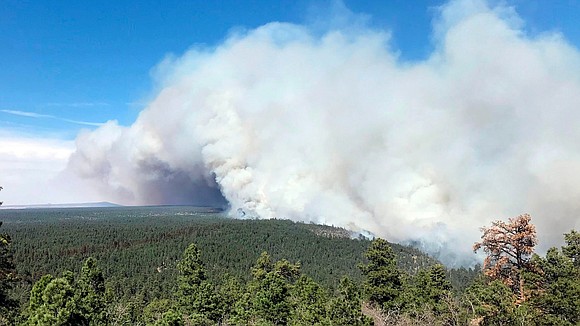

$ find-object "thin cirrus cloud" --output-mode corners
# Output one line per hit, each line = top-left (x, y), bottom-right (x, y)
(44, 102), (110, 108)
(0, 109), (104, 127)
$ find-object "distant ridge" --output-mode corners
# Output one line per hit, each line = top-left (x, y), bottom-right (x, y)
(0, 201), (122, 209)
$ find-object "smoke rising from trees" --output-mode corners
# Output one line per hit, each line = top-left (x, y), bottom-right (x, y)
(64, 0), (580, 265)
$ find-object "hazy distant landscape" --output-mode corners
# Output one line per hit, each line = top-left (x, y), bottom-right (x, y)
(0, 202), (121, 209)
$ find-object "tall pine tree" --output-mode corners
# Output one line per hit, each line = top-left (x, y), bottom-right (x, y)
(176, 243), (221, 323)
(359, 238), (402, 311)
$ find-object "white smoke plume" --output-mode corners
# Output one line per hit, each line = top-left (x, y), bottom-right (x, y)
(65, 0), (580, 265)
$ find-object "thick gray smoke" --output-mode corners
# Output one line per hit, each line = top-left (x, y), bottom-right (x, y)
(66, 0), (580, 265)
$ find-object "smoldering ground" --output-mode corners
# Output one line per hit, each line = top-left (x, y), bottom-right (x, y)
(64, 0), (580, 265)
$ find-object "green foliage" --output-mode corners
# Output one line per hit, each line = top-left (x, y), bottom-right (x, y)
(20, 258), (111, 326)
(562, 230), (579, 267)
(525, 238), (580, 325)
(247, 252), (302, 325)
(106, 297), (145, 326)
(0, 206), (438, 303)
(176, 243), (222, 323)
(142, 298), (183, 325)
(359, 238), (402, 310)
(464, 279), (520, 326)
(0, 221), (17, 322)
(154, 309), (183, 326)
(2, 206), (578, 326)
(216, 274), (243, 321)
(76, 257), (107, 325)
(252, 271), (292, 325)
(289, 275), (328, 325)
(447, 264), (481, 293)
(273, 259), (301, 283)
(227, 291), (253, 325)
(177, 243), (206, 286)
(142, 298), (175, 325)
(327, 277), (372, 326)
(401, 264), (453, 317)
(23, 272), (85, 326)
(251, 251), (274, 281)
(425, 264), (452, 313)
(464, 229), (580, 326)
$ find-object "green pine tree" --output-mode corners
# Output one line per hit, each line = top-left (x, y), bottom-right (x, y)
(76, 257), (107, 325)
(217, 274), (244, 322)
(526, 231), (580, 325)
(23, 272), (86, 326)
(562, 230), (579, 267)
(359, 238), (402, 311)
(426, 264), (452, 313)
(289, 275), (329, 325)
(143, 299), (183, 326)
(252, 271), (291, 325)
(464, 279), (520, 326)
(0, 221), (17, 323)
(327, 277), (372, 326)
(176, 243), (222, 323)
(248, 252), (301, 325)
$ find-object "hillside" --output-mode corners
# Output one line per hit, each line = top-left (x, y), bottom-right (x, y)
(0, 206), (439, 303)
(1, 207), (576, 325)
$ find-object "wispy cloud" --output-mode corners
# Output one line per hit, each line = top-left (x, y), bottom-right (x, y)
(44, 102), (109, 108)
(60, 118), (103, 127)
(0, 109), (104, 127)
(1, 109), (53, 119)
(125, 101), (148, 108)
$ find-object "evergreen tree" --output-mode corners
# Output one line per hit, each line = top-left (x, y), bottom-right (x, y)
(143, 299), (182, 326)
(154, 310), (184, 326)
(176, 243), (221, 323)
(426, 264), (452, 312)
(359, 238), (402, 310)
(248, 252), (301, 325)
(289, 275), (328, 325)
(252, 271), (291, 325)
(177, 243), (206, 287)
(273, 259), (301, 283)
(327, 277), (372, 326)
(0, 187), (16, 324)
(217, 274), (244, 322)
(402, 264), (452, 316)
(562, 230), (579, 267)
(76, 257), (107, 325)
(24, 272), (86, 326)
(0, 221), (17, 322)
(228, 291), (253, 325)
(464, 279), (520, 326)
(526, 232), (580, 325)
(251, 251), (273, 281)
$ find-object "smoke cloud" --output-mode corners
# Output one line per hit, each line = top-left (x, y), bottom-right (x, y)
(65, 0), (580, 265)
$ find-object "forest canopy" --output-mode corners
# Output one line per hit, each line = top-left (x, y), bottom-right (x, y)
(0, 208), (578, 325)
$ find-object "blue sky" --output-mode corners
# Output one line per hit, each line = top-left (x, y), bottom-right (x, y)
(2, 0), (579, 139)
(1, 0), (443, 138)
